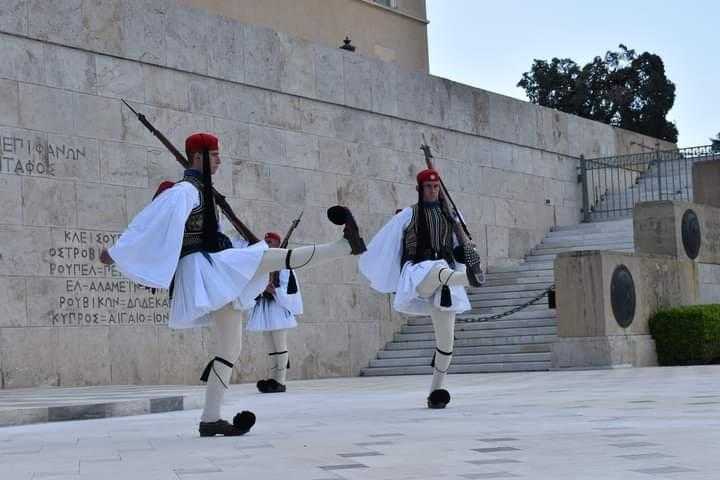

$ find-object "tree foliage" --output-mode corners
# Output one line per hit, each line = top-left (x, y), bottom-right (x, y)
(518, 45), (677, 142)
(710, 132), (720, 152)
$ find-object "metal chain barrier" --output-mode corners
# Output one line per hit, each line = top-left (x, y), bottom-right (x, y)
(456, 284), (556, 323)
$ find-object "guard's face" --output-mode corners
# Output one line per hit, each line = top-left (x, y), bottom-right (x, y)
(265, 236), (281, 248)
(208, 150), (221, 175)
(419, 180), (441, 203)
(190, 150), (222, 175)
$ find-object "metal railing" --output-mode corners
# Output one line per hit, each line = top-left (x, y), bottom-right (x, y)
(579, 145), (719, 222)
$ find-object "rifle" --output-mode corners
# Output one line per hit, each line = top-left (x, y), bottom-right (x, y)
(122, 99), (260, 244)
(270, 211), (304, 294)
(420, 134), (485, 287)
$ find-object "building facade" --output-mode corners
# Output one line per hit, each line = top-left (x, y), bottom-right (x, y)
(180, 0), (430, 72)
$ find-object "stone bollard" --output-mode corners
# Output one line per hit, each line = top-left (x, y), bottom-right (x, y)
(634, 200), (720, 303)
(552, 250), (697, 369)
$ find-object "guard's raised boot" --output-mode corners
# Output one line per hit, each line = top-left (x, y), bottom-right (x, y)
(199, 411), (256, 437)
(327, 206), (367, 255)
(427, 389), (451, 409)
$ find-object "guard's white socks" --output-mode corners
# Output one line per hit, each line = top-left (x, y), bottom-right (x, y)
(200, 360), (233, 423)
(429, 309), (455, 393)
(270, 329), (289, 384)
(430, 348), (453, 391)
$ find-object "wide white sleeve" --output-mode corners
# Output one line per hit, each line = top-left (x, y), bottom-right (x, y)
(274, 269), (303, 315)
(358, 207), (412, 293)
(108, 182), (199, 289)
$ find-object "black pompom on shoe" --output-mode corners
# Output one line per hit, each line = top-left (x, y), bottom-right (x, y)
(327, 205), (367, 255)
(256, 379), (268, 393)
(199, 414), (255, 437)
(233, 410), (256, 433)
(427, 389), (451, 409)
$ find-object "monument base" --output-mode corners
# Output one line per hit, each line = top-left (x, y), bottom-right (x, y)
(552, 335), (657, 369)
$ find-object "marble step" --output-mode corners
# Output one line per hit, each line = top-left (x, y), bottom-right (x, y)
(394, 326), (557, 342)
(467, 283), (555, 294)
(369, 352), (552, 368)
(407, 309), (556, 326)
(540, 233), (633, 244)
(487, 262), (554, 273)
(466, 296), (554, 308)
(360, 362), (551, 376)
(377, 342), (551, 359)
(402, 317), (555, 334)
(384, 334), (558, 350)
(531, 243), (634, 255)
(467, 288), (550, 301)
(551, 219), (633, 233)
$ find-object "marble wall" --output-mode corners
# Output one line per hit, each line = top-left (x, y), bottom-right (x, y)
(0, 0), (674, 387)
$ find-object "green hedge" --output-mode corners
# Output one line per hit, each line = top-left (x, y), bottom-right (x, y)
(649, 305), (720, 366)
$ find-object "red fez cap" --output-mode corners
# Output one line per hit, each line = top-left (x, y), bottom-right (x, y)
(153, 180), (175, 199)
(416, 168), (440, 185)
(185, 133), (219, 153)
(264, 232), (282, 244)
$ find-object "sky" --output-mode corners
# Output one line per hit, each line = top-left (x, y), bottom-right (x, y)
(426, 0), (719, 148)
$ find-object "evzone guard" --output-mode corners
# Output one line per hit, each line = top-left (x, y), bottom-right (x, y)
(247, 230), (303, 394)
(359, 145), (485, 409)
(100, 131), (366, 436)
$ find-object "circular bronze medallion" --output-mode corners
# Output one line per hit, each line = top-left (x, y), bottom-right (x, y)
(681, 209), (701, 260)
(610, 265), (636, 328)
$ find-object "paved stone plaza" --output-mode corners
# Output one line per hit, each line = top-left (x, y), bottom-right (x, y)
(1, 367), (719, 479)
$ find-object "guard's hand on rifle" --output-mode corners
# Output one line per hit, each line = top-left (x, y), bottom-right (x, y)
(99, 248), (114, 266)
(264, 283), (276, 295)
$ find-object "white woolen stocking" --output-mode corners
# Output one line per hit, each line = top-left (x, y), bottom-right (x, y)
(430, 309), (455, 392)
(200, 304), (243, 423)
(269, 329), (289, 384)
(256, 239), (351, 275)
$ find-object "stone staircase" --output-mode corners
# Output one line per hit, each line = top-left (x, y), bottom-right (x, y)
(359, 218), (635, 376)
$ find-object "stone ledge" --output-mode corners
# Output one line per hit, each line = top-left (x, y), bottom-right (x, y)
(0, 385), (204, 427)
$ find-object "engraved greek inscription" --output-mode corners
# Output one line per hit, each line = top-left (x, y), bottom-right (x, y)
(44, 229), (170, 326)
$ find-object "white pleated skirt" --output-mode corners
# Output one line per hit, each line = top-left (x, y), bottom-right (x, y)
(169, 241), (269, 329)
(246, 297), (298, 331)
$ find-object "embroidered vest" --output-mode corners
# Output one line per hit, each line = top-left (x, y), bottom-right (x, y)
(179, 174), (231, 258)
(401, 203), (455, 267)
